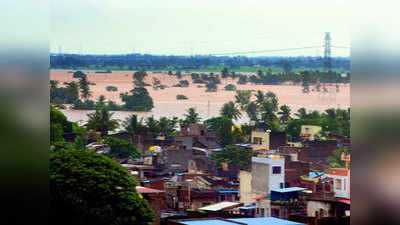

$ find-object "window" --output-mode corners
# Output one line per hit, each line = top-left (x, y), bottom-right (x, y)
(253, 137), (263, 145)
(335, 179), (342, 190)
(280, 183), (284, 188)
(272, 166), (281, 174)
(260, 208), (265, 217)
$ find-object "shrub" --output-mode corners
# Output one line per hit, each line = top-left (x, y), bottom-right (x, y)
(224, 84), (237, 91)
(106, 86), (118, 92)
(176, 94), (188, 100)
(73, 71), (86, 79)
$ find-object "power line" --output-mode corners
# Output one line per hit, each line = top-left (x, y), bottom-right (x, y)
(208, 46), (324, 56)
(331, 45), (350, 49)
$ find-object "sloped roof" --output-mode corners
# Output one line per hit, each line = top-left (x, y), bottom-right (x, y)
(270, 187), (306, 193)
(198, 201), (243, 211)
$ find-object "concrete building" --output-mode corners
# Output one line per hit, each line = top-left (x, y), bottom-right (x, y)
(239, 156), (285, 218)
(251, 157), (285, 194)
(300, 125), (322, 141)
(251, 124), (271, 151)
(326, 168), (349, 199)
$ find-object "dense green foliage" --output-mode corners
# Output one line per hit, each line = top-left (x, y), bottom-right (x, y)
(183, 107), (201, 124)
(50, 80), (80, 104)
(120, 87), (154, 111)
(224, 84), (237, 91)
(204, 116), (234, 146)
(176, 94), (188, 100)
(50, 105), (73, 143)
(50, 54), (350, 72)
(50, 150), (154, 225)
(211, 145), (253, 171)
(73, 70), (87, 78)
(326, 148), (350, 168)
(87, 107), (119, 136)
(103, 137), (141, 159)
(174, 80), (189, 87)
(220, 101), (241, 120)
(106, 86), (118, 92)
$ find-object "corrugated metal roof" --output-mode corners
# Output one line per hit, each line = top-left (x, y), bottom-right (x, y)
(231, 217), (305, 225)
(198, 201), (242, 211)
(270, 187), (306, 193)
(217, 190), (238, 194)
(180, 217), (305, 225)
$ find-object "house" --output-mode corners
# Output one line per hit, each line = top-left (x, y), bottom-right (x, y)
(270, 187), (307, 220)
(168, 217), (305, 225)
(251, 123), (271, 151)
(239, 156), (285, 218)
(289, 198), (350, 225)
(326, 168), (350, 199)
(136, 186), (165, 225)
(300, 125), (322, 141)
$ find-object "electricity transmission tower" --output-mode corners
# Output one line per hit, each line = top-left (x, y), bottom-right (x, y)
(319, 32), (337, 107)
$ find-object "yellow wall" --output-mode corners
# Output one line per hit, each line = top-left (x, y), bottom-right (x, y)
(251, 130), (270, 150)
(300, 125), (322, 140)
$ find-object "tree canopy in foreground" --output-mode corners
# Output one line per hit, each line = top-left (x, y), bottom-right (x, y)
(50, 150), (154, 225)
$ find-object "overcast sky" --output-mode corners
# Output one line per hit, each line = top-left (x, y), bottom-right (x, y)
(51, 0), (350, 56)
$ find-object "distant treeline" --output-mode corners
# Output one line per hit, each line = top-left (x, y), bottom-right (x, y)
(50, 54), (350, 72)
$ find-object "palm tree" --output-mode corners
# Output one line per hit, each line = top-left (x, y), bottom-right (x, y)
(220, 101), (242, 120)
(86, 107), (119, 136)
(123, 114), (146, 142)
(255, 90), (264, 105)
(234, 90), (251, 111)
(260, 101), (277, 122)
(145, 116), (160, 136)
(295, 107), (308, 120)
(184, 107), (201, 124)
(278, 105), (291, 124)
(246, 102), (259, 122)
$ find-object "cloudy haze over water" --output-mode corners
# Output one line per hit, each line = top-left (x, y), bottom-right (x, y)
(51, 0), (350, 56)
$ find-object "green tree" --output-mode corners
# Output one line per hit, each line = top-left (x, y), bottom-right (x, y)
(221, 67), (229, 78)
(86, 107), (119, 136)
(326, 148), (350, 168)
(206, 82), (217, 92)
(79, 75), (91, 101)
(158, 117), (179, 139)
(220, 101), (242, 120)
(278, 105), (291, 124)
(295, 108), (308, 120)
(211, 145), (253, 171)
(234, 90), (251, 111)
(50, 105), (73, 143)
(120, 87), (154, 111)
(246, 102), (259, 122)
(204, 117), (234, 146)
(50, 150), (154, 225)
(237, 75), (248, 84)
(133, 70), (148, 87)
(103, 136), (141, 159)
(184, 107), (201, 124)
(255, 90), (264, 105)
(224, 84), (236, 91)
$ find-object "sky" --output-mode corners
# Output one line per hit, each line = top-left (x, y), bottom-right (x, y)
(51, 0), (350, 57)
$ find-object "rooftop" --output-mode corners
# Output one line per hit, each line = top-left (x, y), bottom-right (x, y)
(270, 187), (306, 193)
(178, 217), (304, 225)
(198, 201), (243, 212)
(136, 186), (164, 194)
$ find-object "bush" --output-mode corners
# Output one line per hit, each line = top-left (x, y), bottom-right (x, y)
(176, 94), (188, 100)
(50, 150), (154, 225)
(173, 80), (189, 87)
(120, 87), (154, 111)
(224, 84), (237, 91)
(106, 86), (118, 92)
(73, 71), (86, 79)
(237, 75), (248, 84)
